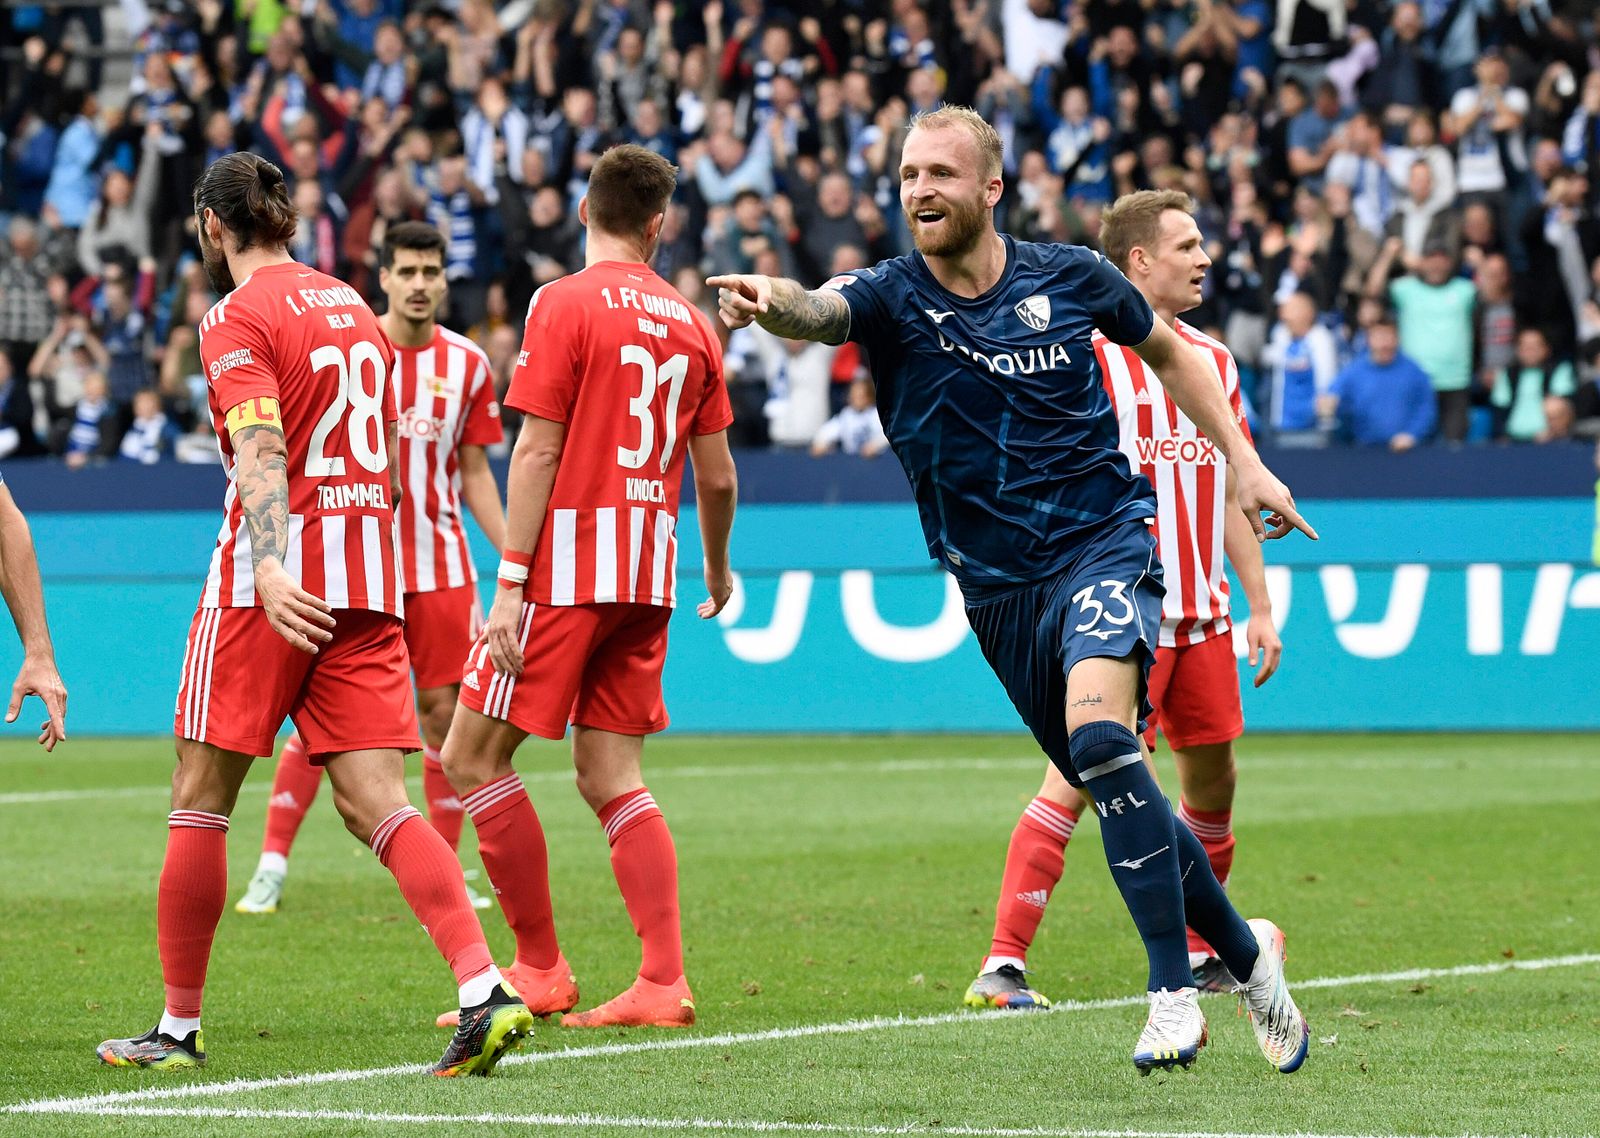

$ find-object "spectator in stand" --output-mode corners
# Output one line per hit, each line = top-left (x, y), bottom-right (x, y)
(1368, 238), (1479, 443)
(1474, 252), (1519, 396)
(28, 312), (109, 431)
(0, 219), (56, 406)
(1448, 51), (1528, 219)
(77, 125), (164, 280)
(811, 377), (889, 458)
(1326, 110), (1395, 240)
(96, 280), (150, 406)
(1321, 315), (1436, 450)
(290, 180), (339, 276)
(1287, 79), (1347, 194)
(746, 326), (836, 450)
(1521, 166), (1600, 357)
(1492, 326), (1577, 443)
(1264, 290), (1341, 431)
(1385, 160), (1461, 265)
(1272, 0), (1347, 91)
(0, 355), (40, 461)
(1364, 2), (1437, 132)
(1387, 111), (1456, 206)
(61, 371), (115, 469)
(712, 189), (797, 280)
(42, 88), (103, 230)
(118, 388), (179, 464)
(1563, 70), (1600, 181)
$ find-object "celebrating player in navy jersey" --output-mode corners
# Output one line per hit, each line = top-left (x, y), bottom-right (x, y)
(710, 106), (1314, 1075)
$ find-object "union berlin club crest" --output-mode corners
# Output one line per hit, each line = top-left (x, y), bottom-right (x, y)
(1014, 294), (1051, 331)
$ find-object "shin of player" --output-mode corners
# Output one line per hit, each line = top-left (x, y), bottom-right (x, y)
(234, 224), (508, 917)
(99, 154), (530, 1076)
(441, 144), (738, 1030)
(968, 190), (1287, 1007)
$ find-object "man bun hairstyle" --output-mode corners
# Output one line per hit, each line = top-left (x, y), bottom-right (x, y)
(585, 143), (678, 240)
(380, 220), (448, 269)
(1099, 189), (1195, 275)
(193, 152), (298, 252)
(908, 106), (1004, 180)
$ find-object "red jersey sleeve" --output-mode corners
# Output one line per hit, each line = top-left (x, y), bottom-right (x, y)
(201, 304), (280, 412)
(461, 355), (506, 446)
(690, 319), (735, 436)
(506, 288), (581, 423)
(377, 326), (398, 426)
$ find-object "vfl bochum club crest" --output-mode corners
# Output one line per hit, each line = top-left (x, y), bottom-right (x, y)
(1015, 294), (1051, 331)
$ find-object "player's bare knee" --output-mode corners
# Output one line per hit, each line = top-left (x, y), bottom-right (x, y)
(1174, 742), (1237, 808)
(416, 687), (458, 752)
(1037, 761), (1086, 813)
(170, 741), (248, 815)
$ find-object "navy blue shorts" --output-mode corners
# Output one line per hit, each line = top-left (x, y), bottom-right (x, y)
(964, 519), (1164, 787)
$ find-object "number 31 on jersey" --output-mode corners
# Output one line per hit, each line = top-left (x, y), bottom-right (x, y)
(617, 344), (688, 475)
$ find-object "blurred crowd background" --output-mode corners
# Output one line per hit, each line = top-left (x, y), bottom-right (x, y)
(2, 0), (1599, 468)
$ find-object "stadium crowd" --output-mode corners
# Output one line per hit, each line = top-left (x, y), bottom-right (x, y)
(2, 0), (1600, 465)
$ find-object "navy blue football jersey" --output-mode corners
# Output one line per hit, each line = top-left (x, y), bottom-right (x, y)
(824, 236), (1159, 597)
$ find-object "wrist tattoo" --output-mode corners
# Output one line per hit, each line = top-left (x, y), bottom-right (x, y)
(760, 280), (850, 343)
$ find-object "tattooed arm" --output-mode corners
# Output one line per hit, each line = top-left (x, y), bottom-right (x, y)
(706, 274), (851, 344)
(228, 400), (335, 654)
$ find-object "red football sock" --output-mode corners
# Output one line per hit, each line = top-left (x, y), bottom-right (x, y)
(987, 797), (1078, 963)
(262, 733), (322, 859)
(159, 811), (230, 1018)
(599, 787), (683, 986)
(461, 773), (561, 971)
(422, 748), (465, 852)
(369, 806), (493, 986)
(1177, 800), (1235, 958)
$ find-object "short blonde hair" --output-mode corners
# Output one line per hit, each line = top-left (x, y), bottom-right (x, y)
(907, 106), (1004, 180)
(1099, 189), (1194, 274)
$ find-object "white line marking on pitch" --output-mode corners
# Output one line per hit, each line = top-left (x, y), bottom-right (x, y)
(5, 751), (1598, 806)
(11, 952), (1597, 1117)
(0, 1104), (1569, 1138)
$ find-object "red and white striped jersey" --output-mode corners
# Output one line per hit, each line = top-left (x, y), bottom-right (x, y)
(1094, 319), (1251, 647)
(506, 261), (734, 608)
(197, 262), (403, 615)
(393, 326), (503, 593)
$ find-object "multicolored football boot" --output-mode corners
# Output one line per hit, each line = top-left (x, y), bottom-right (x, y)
(1133, 987), (1207, 1074)
(432, 984), (534, 1076)
(436, 954), (578, 1028)
(1234, 918), (1310, 1074)
(963, 964), (1052, 1010)
(97, 1026), (205, 1070)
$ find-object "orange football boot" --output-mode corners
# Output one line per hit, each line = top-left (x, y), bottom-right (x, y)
(561, 975), (695, 1028)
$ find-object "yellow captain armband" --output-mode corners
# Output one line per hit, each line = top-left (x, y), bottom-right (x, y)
(224, 397), (282, 435)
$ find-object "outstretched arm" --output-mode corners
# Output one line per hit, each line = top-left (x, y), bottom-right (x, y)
(485, 415), (565, 676)
(0, 485), (66, 749)
(1132, 320), (1316, 542)
(706, 274), (851, 344)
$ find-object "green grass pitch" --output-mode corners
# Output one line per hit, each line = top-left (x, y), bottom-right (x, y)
(2, 732), (1596, 1137)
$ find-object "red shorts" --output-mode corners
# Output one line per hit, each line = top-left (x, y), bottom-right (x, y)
(459, 601), (672, 740)
(404, 584), (483, 690)
(1143, 629), (1244, 751)
(175, 605), (421, 760)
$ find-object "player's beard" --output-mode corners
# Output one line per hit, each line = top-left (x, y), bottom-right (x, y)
(906, 192), (988, 259)
(198, 226), (236, 295)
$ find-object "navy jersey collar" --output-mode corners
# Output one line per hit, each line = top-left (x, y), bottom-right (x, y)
(910, 233), (1016, 308)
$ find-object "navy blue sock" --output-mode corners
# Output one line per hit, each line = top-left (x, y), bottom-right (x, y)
(1173, 817), (1260, 981)
(1071, 721), (1192, 992)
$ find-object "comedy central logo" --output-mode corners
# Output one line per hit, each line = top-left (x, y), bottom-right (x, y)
(1015, 295), (1051, 332)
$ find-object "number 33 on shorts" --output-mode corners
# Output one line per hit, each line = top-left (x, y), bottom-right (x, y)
(1072, 579), (1138, 641)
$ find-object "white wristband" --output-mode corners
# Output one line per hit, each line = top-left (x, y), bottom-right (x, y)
(496, 559), (530, 584)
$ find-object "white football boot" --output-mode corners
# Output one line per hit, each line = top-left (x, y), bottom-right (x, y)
(1234, 918), (1310, 1073)
(1132, 986), (1207, 1073)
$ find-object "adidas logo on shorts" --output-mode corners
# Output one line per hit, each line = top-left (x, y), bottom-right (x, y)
(462, 672), (481, 691)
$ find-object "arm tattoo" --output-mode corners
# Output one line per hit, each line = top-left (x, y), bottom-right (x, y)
(234, 424), (291, 570)
(759, 278), (851, 343)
